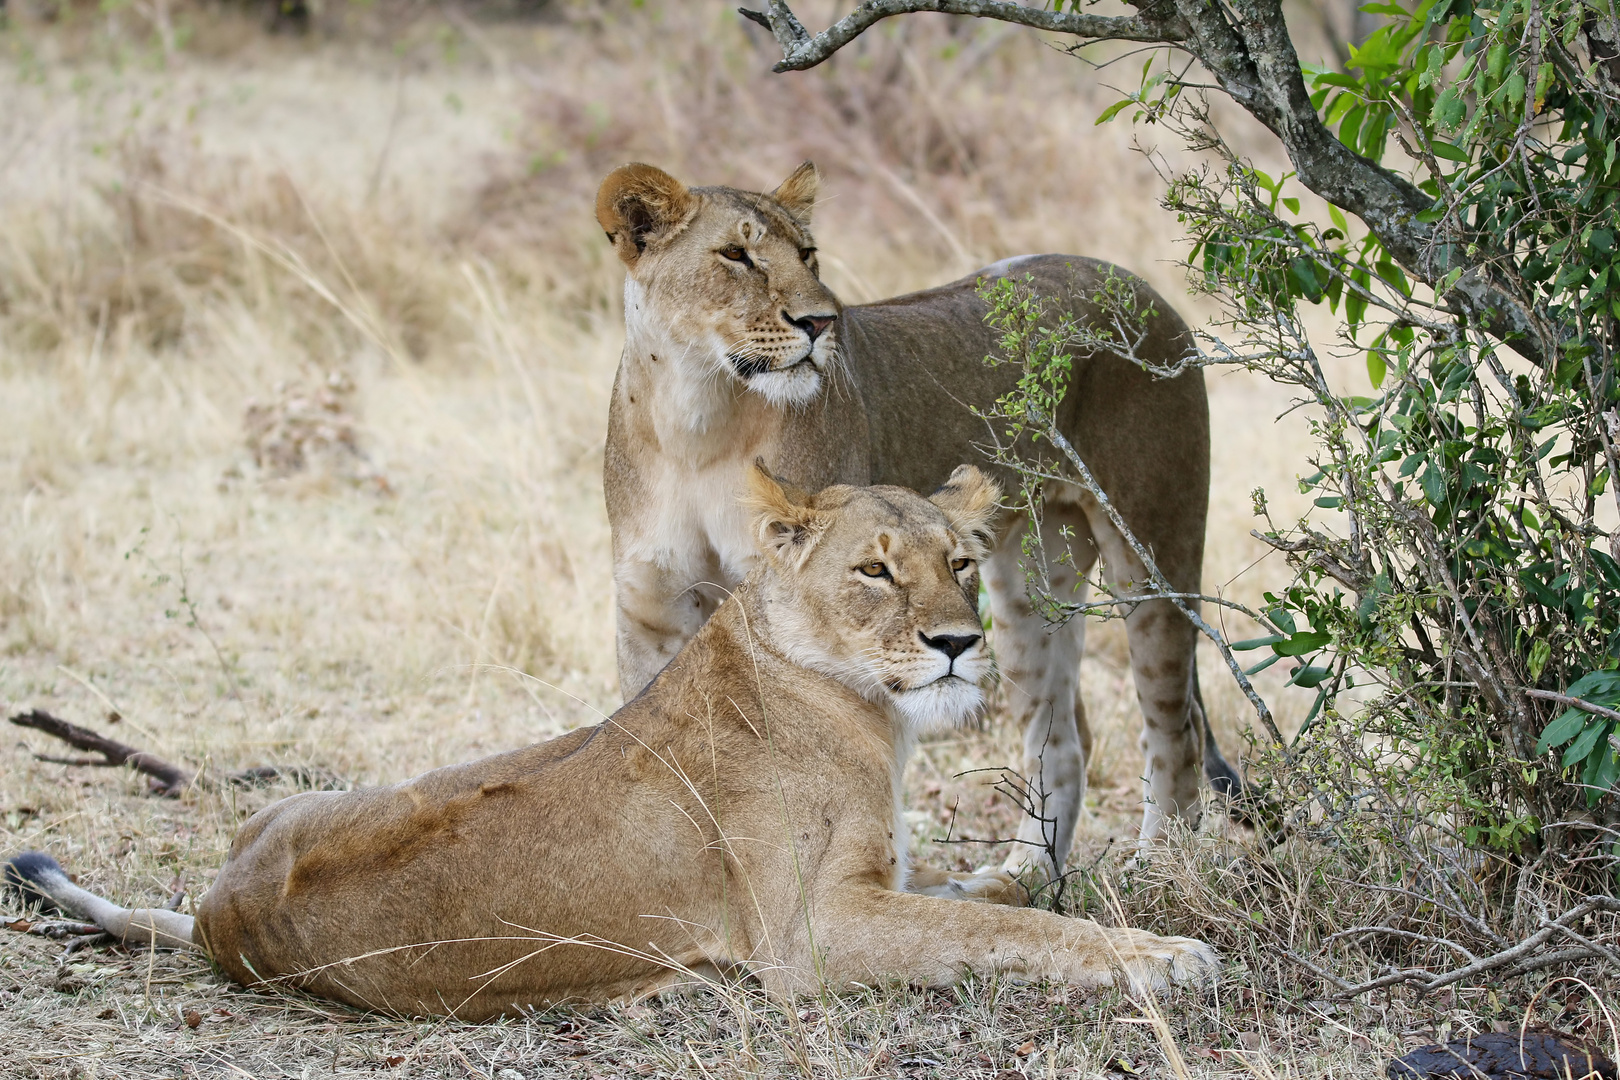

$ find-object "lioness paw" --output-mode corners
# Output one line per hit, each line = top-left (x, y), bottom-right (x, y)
(945, 870), (1030, 908)
(1114, 935), (1220, 996)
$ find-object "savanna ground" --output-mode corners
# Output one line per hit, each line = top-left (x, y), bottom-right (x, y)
(1, 2), (1613, 1077)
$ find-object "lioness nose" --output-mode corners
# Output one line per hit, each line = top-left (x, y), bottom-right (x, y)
(920, 631), (980, 661)
(785, 311), (835, 342)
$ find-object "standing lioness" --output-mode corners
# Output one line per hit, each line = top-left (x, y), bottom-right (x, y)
(6, 468), (1215, 1019)
(599, 162), (1240, 877)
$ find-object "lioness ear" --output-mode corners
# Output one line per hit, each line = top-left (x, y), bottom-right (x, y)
(769, 161), (819, 225)
(929, 465), (1001, 551)
(741, 460), (827, 569)
(595, 163), (696, 267)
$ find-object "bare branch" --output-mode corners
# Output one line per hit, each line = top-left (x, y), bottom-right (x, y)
(1524, 688), (1620, 726)
(10, 709), (191, 797)
(747, 0), (1185, 72)
(10, 709), (342, 797)
(1037, 416), (1287, 750)
(1333, 896), (1620, 997)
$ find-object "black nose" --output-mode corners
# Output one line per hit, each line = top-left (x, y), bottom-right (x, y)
(920, 631), (980, 661)
(785, 311), (835, 342)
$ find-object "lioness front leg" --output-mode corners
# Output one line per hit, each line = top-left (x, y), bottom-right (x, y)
(614, 555), (722, 697)
(776, 889), (1216, 997)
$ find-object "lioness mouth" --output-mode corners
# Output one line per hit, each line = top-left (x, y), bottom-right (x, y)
(730, 354), (817, 379)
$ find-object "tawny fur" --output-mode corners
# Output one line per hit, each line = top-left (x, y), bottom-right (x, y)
(596, 161), (1240, 878)
(4, 469), (1216, 1020)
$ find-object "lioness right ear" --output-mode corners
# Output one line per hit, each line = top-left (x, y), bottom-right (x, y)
(595, 163), (696, 267)
(929, 465), (1002, 554)
(741, 460), (826, 569)
(769, 161), (819, 225)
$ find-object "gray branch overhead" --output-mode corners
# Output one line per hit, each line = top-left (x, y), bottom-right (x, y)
(741, 0), (1185, 72)
(745, 0), (1554, 366)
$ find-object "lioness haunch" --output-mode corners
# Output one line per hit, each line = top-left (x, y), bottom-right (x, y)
(4, 467), (1216, 1020)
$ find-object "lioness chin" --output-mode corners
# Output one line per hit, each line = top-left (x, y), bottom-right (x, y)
(598, 161), (1243, 878)
(5, 467), (1216, 1020)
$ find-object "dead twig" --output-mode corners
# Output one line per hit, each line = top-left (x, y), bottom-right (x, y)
(9, 709), (342, 797)
(1332, 895), (1620, 997)
(10, 709), (191, 796)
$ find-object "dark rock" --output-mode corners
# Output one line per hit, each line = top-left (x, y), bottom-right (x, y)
(1389, 1031), (1617, 1079)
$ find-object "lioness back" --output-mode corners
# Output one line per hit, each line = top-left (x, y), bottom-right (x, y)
(841, 254), (1208, 525)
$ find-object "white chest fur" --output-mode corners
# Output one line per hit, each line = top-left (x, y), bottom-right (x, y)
(617, 280), (780, 587)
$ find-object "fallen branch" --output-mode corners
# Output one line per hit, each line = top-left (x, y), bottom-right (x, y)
(1332, 895), (1620, 997)
(10, 709), (191, 796)
(9, 710), (341, 797)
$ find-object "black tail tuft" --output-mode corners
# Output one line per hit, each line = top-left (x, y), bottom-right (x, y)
(4, 851), (67, 913)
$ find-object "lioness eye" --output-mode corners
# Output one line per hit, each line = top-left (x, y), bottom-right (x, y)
(951, 557), (972, 572)
(799, 247), (816, 262)
(719, 245), (751, 265)
(857, 561), (890, 579)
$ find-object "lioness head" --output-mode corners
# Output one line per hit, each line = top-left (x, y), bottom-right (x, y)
(596, 162), (839, 408)
(742, 463), (1001, 731)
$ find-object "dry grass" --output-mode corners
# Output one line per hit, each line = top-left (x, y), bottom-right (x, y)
(1, 2), (1611, 1077)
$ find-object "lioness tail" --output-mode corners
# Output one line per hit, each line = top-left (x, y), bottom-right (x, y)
(4, 850), (196, 950)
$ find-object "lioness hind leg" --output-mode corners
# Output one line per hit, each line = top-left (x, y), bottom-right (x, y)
(1084, 511), (1205, 841)
(984, 508), (1098, 883)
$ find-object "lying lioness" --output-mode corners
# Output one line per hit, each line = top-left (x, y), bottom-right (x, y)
(5, 467), (1215, 1019)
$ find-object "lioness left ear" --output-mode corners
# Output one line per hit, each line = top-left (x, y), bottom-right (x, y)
(595, 163), (697, 268)
(741, 460), (827, 569)
(929, 465), (1001, 549)
(769, 162), (819, 225)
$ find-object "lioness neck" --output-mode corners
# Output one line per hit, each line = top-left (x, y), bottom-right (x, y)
(620, 279), (783, 465)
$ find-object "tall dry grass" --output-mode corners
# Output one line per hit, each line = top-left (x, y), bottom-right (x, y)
(0, 3), (1558, 1077)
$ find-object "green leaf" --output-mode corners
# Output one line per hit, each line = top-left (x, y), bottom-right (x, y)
(1487, 41), (1509, 81)
(1367, 350), (1387, 388)
(1231, 634), (1286, 651)
(1275, 630), (1332, 656)
(1564, 670), (1620, 703)
(1591, 747), (1620, 802)
(1537, 709), (1589, 754)
(1095, 99), (1133, 125)
(1287, 665), (1333, 688)
(1562, 720), (1609, 769)
(1420, 466), (1447, 506)
(1528, 638), (1551, 682)
(1244, 653), (1284, 676)
(1428, 139), (1470, 162)
(1434, 86), (1466, 130)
